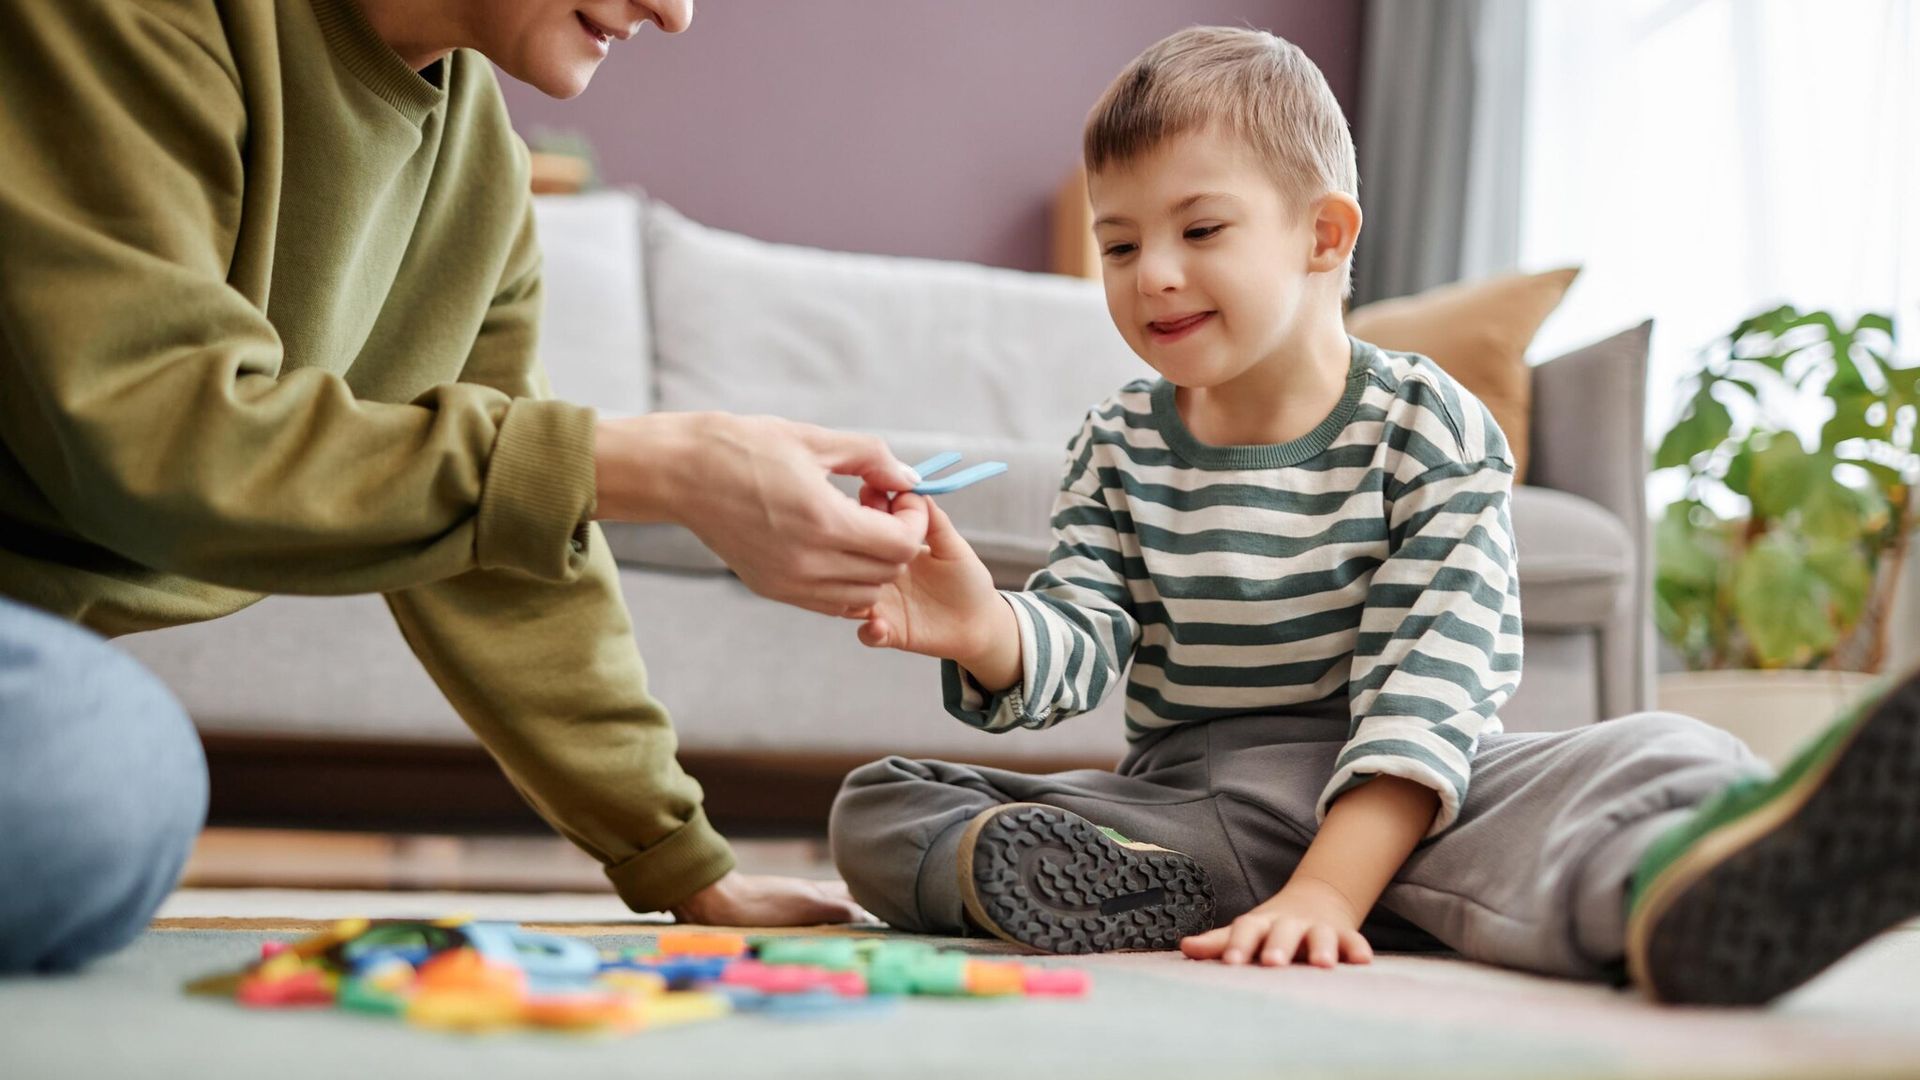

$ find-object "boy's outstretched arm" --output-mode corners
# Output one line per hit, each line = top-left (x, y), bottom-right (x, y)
(858, 413), (1143, 732)
(1182, 776), (1438, 966)
(852, 490), (1022, 690)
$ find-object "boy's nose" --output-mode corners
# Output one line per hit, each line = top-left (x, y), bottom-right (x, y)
(1136, 252), (1184, 294)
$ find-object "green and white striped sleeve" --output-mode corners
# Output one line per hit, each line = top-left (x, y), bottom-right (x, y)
(943, 415), (1141, 732)
(1321, 399), (1524, 835)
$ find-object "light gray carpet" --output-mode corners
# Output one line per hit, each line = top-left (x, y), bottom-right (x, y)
(5, 927), (1920, 1080)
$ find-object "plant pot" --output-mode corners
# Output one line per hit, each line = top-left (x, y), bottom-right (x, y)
(1656, 669), (1880, 769)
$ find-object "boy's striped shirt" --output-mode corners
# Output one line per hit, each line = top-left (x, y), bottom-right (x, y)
(943, 337), (1523, 834)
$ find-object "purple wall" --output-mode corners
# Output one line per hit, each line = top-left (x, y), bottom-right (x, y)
(498, 2), (1363, 272)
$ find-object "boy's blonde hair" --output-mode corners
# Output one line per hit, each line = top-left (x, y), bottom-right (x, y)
(1084, 26), (1359, 291)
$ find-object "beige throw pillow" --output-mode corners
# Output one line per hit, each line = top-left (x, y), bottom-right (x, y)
(1345, 267), (1580, 482)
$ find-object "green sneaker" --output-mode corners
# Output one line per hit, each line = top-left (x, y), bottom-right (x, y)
(956, 803), (1216, 954)
(1626, 667), (1920, 1005)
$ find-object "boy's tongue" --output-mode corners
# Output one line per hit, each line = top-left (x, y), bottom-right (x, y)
(1153, 312), (1212, 333)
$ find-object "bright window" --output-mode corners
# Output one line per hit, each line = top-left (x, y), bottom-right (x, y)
(1518, 0), (1918, 511)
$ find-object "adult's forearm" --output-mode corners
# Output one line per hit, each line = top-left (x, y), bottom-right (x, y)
(593, 412), (706, 524)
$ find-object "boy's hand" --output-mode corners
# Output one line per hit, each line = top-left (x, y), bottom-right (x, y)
(851, 492), (1005, 663)
(1180, 876), (1375, 968)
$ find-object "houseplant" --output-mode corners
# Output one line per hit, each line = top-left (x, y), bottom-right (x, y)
(1651, 305), (1918, 761)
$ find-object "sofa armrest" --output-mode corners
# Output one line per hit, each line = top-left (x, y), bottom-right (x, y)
(1529, 321), (1652, 532)
(1527, 320), (1655, 715)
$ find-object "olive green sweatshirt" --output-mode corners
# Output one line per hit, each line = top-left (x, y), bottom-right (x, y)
(0, 0), (734, 909)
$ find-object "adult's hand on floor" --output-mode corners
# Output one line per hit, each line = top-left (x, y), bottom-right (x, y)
(669, 871), (875, 926)
(594, 413), (928, 618)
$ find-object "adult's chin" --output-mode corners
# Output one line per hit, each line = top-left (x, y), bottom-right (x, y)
(508, 56), (602, 100)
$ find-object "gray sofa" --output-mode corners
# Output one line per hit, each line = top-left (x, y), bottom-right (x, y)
(117, 191), (1653, 831)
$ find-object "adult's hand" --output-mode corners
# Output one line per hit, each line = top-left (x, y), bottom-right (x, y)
(593, 412), (929, 617)
(669, 871), (874, 926)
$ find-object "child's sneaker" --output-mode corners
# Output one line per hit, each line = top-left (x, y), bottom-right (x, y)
(956, 803), (1217, 954)
(1626, 667), (1920, 1005)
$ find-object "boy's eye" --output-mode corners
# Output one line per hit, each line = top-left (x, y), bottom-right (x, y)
(1102, 242), (1137, 259)
(1185, 225), (1224, 241)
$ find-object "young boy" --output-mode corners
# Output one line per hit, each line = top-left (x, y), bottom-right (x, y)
(828, 26), (1920, 1005)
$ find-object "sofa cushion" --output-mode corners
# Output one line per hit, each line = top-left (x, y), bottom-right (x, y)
(1508, 485), (1633, 629)
(1346, 267), (1581, 483)
(531, 190), (652, 416)
(643, 201), (1143, 444)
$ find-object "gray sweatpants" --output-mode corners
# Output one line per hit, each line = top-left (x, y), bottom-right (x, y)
(829, 710), (1764, 980)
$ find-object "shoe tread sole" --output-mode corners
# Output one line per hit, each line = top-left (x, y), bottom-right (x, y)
(957, 803), (1217, 954)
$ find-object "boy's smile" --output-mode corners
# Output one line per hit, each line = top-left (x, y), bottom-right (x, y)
(1146, 310), (1217, 345)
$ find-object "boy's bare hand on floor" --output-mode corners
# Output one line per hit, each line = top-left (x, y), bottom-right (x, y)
(1180, 876), (1374, 968)
(669, 871), (875, 927)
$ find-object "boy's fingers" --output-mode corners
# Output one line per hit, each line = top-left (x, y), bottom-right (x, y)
(1340, 930), (1373, 964)
(922, 498), (970, 558)
(857, 617), (892, 648)
(853, 491), (929, 556)
(831, 508), (923, 565)
(1259, 922), (1307, 967)
(1180, 927), (1229, 959)
(1304, 926), (1339, 968)
(1223, 917), (1270, 965)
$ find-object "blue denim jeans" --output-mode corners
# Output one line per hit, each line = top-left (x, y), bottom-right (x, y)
(0, 596), (207, 972)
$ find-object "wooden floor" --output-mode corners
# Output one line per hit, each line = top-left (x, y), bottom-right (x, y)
(182, 827), (837, 893)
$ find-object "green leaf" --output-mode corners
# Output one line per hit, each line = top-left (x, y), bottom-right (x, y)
(1748, 435), (1818, 519)
(1799, 474), (1864, 542)
(1888, 362), (1920, 413)
(1733, 537), (1837, 667)
(1654, 581), (1719, 668)
(1807, 541), (1873, 627)
(1821, 388), (1889, 449)
(1825, 355), (1872, 397)
(1655, 501), (1721, 589)
(1856, 313), (1895, 337)
(1734, 305), (1799, 344)
(1790, 309), (1841, 334)
(1859, 459), (1910, 495)
(1724, 439), (1754, 496)
(1654, 388), (1734, 470)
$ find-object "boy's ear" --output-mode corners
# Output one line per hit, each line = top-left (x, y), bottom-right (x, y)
(1308, 193), (1363, 273)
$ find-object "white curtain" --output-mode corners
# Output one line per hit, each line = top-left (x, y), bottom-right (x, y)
(1515, 0), (1920, 668)
(1354, 0), (1530, 304)
(1519, 0), (1917, 409)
